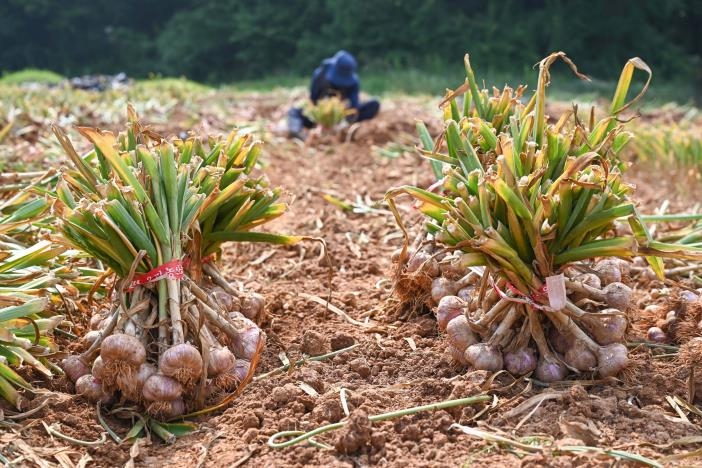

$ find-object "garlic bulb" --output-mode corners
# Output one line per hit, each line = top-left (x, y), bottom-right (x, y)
(136, 362), (157, 388)
(212, 287), (237, 312)
(435, 296), (466, 331)
(228, 314), (263, 360)
(100, 334), (147, 392)
(76, 374), (112, 404)
(564, 340), (597, 372)
(504, 347), (538, 376)
(602, 283), (632, 310)
(100, 334), (146, 367)
(142, 374), (183, 402)
(535, 355), (568, 382)
(431, 277), (458, 304)
(208, 347), (236, 377)
(593, 259), (622, 285)
(60, 355), (90, 384)
(241, 292), (265, 322)
(164, 398), (186, 418)
(232, 359), (250, 383)
(596, 343), (629, 378)
(92, 356), (105, 380)
(159, 343), (203, 387)
(446, 315), (477, 353)
(82, 330), (102, 346)
(464, 343), (503, 371)
(406, 252), (439, 276)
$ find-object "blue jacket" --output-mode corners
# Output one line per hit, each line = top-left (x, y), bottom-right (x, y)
(310, 59), (360, 109)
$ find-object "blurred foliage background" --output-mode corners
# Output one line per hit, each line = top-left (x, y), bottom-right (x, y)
(0, 0), (699, 101)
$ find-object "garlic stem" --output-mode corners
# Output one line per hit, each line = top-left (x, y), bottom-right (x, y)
(183, 304), (217, 350)
(473, 298), (510, 328)
(526, 305), (559, 363)
(124, 319), (138, 337)
(565, 277), (604, 301)
(81, 305), (119, 361)
(546, 308), (601, 354)
(143, 305), (158, 329)
(182, 282), (242, 342)
(197, 298), (241, 343)
(157, 280), (169, 348)
(185, 277), (228, 317)
(203, 263), (239, 296)
(488, 306), (520, 348)
(181, 303), (214, 406)
(508, 311), (532, 352)
(455, 271), (480, 289)
(167, 278), (184, 345)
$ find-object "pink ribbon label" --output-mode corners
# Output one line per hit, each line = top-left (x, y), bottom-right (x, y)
(128, 258), (185, 291)
(491, 277), (550, 311)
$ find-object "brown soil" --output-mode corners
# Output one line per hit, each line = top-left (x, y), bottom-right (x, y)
(3, 93), (702, 468)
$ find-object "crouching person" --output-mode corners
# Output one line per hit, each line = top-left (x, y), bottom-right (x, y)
(287, 50), (380, 138)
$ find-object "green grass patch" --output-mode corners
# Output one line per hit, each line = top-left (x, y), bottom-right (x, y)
(0, 69), (65, 85)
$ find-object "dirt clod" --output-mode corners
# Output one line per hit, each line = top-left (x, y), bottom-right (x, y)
(330, 333), (355, 351)
(349, 358), (372, 379)
(400, 423), (421, 442)
(242, 428), (259, 443)
(334, 410), (373, 454)
(271, 383), (302, 406)
(301, 329), (329, 356)
(241, 411), (260, 429)
(311, 392), (345, 423)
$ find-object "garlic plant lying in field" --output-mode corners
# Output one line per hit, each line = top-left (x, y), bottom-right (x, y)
(54, 107), (300, 418)
(0, 187), (76, 408)
(631, 117), (702, 172)
(388, 53), (702, 381)
(0, 241), (66, 408)
(303, 96), (354, 131)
